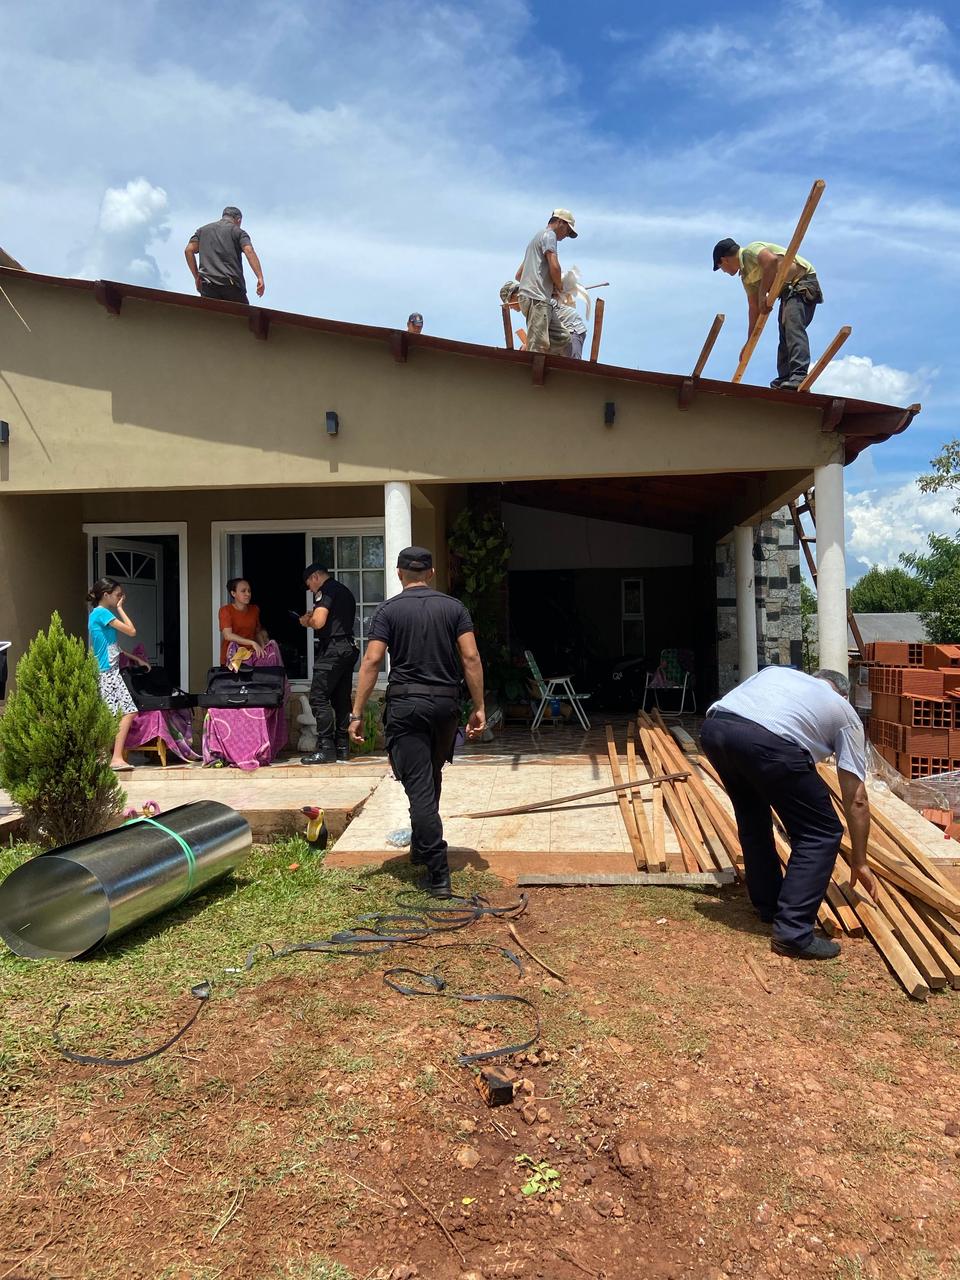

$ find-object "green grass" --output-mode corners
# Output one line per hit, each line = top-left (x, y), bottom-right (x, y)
(0, 838), (499, 1092)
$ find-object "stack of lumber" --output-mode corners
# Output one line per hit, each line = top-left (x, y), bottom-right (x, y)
(867, 642), (960, 779)
(610, 713), (960, 1001)
(815, 762), (960, 1001)
(606, 713), (741, 883)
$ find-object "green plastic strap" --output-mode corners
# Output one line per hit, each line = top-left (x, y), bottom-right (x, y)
(124, 816), (198, 903)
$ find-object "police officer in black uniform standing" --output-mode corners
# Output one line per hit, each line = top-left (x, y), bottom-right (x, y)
(299, 561), (359, 765)
(349, 547), (486, 897)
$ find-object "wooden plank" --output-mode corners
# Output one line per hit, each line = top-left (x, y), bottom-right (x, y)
(825, 880), (863, 936)
(692, 313), (725, 379)
(605, 724), (646, 871)
(501, 303), (514, 349)
(819, 764), (957, 895)
(856, 840), (960, 919)
(686, 789), (736, 874)
(517, 871), (736, 888)
(840, 882), (930, 1000)
(884, 882), (960, 989)
(648, 715), (741, 872)
(696, 753), (724, 788)
(450, 771), (690, 819)
(873, 880), (948, 989)
(796, 325), (851, 391)
(589, 297), (605, 363)
(625, 730), (651, 871)
(669, 724), (698, 755)
(639, 727), (703, 871)
(744, 953), (772, 993)
(732, 178), (826, 383)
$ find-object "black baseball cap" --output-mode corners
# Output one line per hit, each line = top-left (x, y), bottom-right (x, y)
(303, 561), (327, 582)
(397, 546), (432, 570)
(408, 312), (423, 326)
(712, 238), (740, 270)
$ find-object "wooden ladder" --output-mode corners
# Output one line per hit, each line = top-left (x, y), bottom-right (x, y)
(788, 489), (866, 660)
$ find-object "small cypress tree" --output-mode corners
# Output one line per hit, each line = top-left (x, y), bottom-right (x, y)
(0, 613), (123, 846)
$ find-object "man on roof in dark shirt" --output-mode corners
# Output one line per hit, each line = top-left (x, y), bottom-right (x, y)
(349, 546), (486, 897)
(184, 206), (265, 304)
(299, 562), (359, 765)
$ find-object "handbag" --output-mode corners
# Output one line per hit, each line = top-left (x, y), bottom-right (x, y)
(198, 665), (286, 709)
(121, 666), (197, 711)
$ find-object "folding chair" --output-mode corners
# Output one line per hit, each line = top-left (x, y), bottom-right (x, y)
(642, 648), (696, 715)
(524, 649), (591, 731)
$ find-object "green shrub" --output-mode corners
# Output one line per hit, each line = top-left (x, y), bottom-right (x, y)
(0, 613), (123, 846)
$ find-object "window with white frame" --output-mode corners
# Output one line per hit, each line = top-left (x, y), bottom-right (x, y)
(214, 521), (386, 686)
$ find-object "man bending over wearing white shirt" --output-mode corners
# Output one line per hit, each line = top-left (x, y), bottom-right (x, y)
(700, 666), (878, 960)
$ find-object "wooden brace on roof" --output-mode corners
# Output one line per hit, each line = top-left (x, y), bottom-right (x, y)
(94, 281), (122, 316)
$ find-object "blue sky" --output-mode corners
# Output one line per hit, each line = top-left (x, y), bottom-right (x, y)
(2, 0), (958, 577)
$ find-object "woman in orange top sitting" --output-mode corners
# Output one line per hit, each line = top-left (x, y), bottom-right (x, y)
(218, 578), (269, 664)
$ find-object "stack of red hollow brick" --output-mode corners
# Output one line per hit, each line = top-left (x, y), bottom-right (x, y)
(867, 642), (960, 779)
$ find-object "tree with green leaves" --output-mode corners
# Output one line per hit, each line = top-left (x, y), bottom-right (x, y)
(0, 613), (123, 846)
(919, 571), (960, 645)
(848, 565), (928, 614)
(900, 532), (960, 587)
(917, 439), (960, 514)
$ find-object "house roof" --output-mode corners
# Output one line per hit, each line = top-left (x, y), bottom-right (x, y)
(0, 265), (921, 464)
(849, 612), (928, 646)
(0, 248), (24, 271)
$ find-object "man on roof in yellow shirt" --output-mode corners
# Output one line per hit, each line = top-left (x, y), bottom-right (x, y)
(713, 238), (823, 390)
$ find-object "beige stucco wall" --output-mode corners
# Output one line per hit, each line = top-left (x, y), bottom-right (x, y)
(0, 495), (86, 669)
(0, 277), (841, 495)
(0, 483), (454, 690)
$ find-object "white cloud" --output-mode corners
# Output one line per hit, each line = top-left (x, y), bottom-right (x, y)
(76, 177), (170, 286)
(815, 355), (929, 405)
(846, 480), (959, 575)
(643, 2), (960, 120)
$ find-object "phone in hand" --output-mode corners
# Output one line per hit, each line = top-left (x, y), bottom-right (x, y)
(288, 609), (302, 620)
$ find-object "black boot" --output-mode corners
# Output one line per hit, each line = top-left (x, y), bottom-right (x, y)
(335, 732), (351, 764)
(301, 738), (337, 765)
(417, 865), (453, 898)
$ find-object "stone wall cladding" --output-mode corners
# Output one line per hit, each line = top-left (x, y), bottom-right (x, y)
(716, 506), (802, 694)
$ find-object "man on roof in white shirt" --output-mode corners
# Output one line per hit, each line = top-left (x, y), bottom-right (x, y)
(700, 665), (878, 960)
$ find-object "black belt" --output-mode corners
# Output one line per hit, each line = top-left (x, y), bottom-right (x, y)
(387, 683), (459, 699)
(706, 708), (752, 722)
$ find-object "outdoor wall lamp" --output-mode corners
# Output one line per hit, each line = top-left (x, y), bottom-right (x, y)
(0, 421), (8, 446)
(325, 411), (339, 436)
(603, 401), (615, 427)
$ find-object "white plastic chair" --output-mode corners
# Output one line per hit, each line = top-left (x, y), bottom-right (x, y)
(524, 649), (591, 731)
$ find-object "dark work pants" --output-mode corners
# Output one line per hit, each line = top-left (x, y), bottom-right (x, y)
(200, 279), (248, 303)
(384, 695), (459, 875)
(309, 641), (357, 743)
(700, 712), (843, 949)
(775, 285), (819, 387)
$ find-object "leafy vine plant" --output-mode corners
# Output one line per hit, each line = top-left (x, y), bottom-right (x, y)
(448, 506), (512, 626)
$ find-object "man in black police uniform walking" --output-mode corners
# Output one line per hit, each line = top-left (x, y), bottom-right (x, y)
(349, 547), (485, 897)
(300, 562), (359, 765)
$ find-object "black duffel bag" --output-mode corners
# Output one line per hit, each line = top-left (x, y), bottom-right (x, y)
(198, 665), (286, 709)
(121, 665), (197, 711)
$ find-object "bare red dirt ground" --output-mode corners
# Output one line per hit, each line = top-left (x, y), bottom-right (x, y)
(3, 878), (960, 1280)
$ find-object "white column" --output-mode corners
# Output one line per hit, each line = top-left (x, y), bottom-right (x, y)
(734, 524), (759, 681)
(383, 481), (412, 599)
(814, 458), (848, 675)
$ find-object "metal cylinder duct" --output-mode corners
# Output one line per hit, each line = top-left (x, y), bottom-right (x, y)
(0, 801), (251, 960)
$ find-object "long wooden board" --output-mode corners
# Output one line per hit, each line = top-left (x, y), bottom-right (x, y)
(605, 724), (646, 870)
(518, 871), (737, 888)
